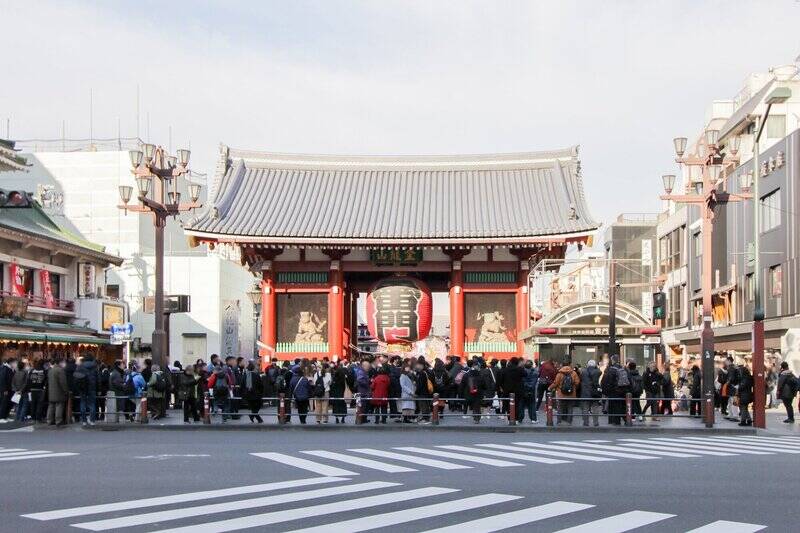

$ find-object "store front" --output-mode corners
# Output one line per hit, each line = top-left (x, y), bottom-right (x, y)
(521, 300), (661, 368)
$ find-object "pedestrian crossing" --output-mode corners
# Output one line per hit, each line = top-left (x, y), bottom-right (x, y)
(0, 446), (77, 462)
(250, 436), (798, 476)
(20, 476), (768, 532)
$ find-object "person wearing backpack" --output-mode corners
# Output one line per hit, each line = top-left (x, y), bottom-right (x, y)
(777, 361), (798, 423)
(601, 355), (629, 426)
(579, 359), (601, 427)
(75, 354), (100, 426)
(146, 364), (167, 420)
(549, 357), (580, 425)
(627, 361), (644, 422)
(26, 360), (47, 423)
(536, 358), (556, 411)
(289, 365), (311, 424)
(521, 359), (539, 424)
(207, 363), (234, 422)
(458, 360), (484, 423)
(312, 363), (332, 424)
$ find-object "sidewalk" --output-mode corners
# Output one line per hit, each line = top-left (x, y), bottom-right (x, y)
(73, 404), (764, 434)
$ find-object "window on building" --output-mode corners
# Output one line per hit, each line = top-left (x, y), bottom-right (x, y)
(17, 266), (34, 295)
(693, 232), (702, 257)
(760, 190), (781, 232)
(106, 284), (120, 299)
(770, 265), (782, 298)
(49, 273), (61, 301)
(659, 226), (685, 275)
(667, 284), (684, 328)
(745, 273), (754, 302)
(766, 114), (786, 139)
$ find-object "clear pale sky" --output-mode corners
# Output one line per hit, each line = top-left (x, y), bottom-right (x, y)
(2, 0), (800, 228)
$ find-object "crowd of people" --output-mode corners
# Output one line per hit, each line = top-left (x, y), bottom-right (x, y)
(0, 351), (798, 427)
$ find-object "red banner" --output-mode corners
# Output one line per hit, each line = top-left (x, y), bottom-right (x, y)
(9, 264), (26, 297)
(40, 270), (55, 308)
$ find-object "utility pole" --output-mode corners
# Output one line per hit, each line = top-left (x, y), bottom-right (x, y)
(608, 259), (618, 357)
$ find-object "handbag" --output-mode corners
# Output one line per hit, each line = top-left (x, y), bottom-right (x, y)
(11, 392), (21, 404)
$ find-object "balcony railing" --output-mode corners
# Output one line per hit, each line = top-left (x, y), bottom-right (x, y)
(0, 290), (75, 312)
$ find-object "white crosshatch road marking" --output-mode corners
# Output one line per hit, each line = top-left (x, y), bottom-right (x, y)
(0, 447), (78, 462)
(19, 477), (774, 533)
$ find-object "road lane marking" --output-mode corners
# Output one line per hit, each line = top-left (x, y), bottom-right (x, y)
(284, 493), (520, 533)
(616, 439), (735, 456)
(552, 510), (675, 532)
(348, 448), (471, 469)
(0, 452), (77, 461)
(150, 486), (458, 533)
(250, 452), (358, 476)
(393, 446), (524, 467)
(0, 450), (57, 458)
(547, 441), (660, 460)
(640, 438), (773, 455)
(546, 441), (700, 458)
(437, 444), (572, 464)
(686, 520), (767, 532)
(301, 450), (417, 472)
(419, 501), (595, 533)
(72, 481), (399, 531)
(487, 442), (615, 462)
(22, 477), (345, 520)
(681, 436), (800, 453)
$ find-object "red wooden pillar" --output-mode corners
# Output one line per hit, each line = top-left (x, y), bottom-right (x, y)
(342, 290), (352, 361)
(328, 263), (345, 361)
(260, 269), (277, 365)
(516, 265), (529, 355)
(449, 262), (465, 357)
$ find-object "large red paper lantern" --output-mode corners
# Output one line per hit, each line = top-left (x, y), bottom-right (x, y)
(367, 276), (432, 344)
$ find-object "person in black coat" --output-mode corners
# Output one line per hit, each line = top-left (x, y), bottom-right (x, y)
(661, 363), (675, 415)
(242, 362), (264, 423)
(736, 366), (754, 426)
(502, 357), (525, 423)
(459, 360), (485, 423)
(689, 365), (702, 417)
(641, 362), (662, 419)
(330, 364), (348, 423)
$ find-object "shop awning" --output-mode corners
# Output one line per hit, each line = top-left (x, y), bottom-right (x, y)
(0, 330), (109, 345)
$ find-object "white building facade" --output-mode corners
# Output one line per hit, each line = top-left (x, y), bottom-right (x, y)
(0, 144), (257, 366)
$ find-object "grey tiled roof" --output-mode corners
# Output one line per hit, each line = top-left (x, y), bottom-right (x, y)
(186, 146), (599, 244)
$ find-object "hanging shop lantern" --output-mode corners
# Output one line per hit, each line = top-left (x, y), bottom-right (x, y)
(366, 276), (432, 344)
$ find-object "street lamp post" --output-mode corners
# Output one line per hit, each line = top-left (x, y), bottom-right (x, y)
(247, 283), (262, 360)
(118, 144), (202, 369)
(660, 131), (751, 426)
(751, 86), (792, 429)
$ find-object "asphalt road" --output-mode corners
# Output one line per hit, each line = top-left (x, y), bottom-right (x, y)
(1, 427), (797, 532)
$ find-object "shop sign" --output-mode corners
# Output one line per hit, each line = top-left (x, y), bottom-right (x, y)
(0, 295), (28, 319)
(103, 303), (125, 331)
(40, 270), (55, 308)
(110, 322), (134, 345)
(9, 264), (26, 296)
(369, 248), (422, 266)
(78, 263), (96, 297)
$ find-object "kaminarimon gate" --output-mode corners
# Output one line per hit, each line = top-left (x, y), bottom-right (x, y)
(185, 145), (599, 362)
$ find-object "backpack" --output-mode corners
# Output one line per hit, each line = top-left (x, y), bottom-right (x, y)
(123, 375), (136, 396)
(615, 366), (630, 388)
(313, 375), (325, 398)
(434, 372), (446, 391)
(29, 369), (45, 387)
(275, 373), (286, 394)
(213, 369), (229, 396)
(73, 369), (88, 393)
(466, 374), (478, 396)
(559, 372), (574, 395)
(630, 373), (644, 397)
(153, 372), (166, 393)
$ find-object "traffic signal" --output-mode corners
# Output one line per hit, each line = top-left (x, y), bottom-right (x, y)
(652, 292), (666, 322)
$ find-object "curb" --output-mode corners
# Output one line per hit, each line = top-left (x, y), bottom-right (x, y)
(72, 423), (759, 435)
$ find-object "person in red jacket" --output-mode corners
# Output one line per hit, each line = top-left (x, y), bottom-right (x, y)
(370, 366), (391, 424)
